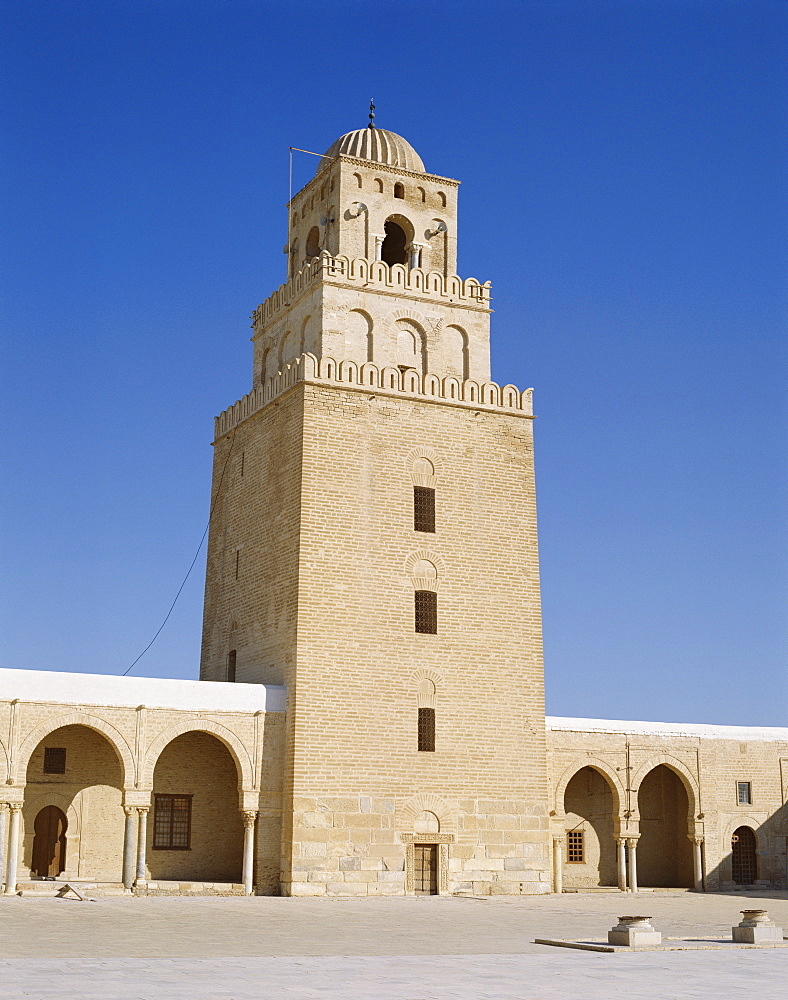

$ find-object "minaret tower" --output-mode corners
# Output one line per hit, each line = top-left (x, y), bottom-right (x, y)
(200, 117), (551, 896)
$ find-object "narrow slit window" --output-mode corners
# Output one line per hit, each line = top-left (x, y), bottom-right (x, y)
(567, 830), (584, 863)
(235, 550), (240, 580)
(418, 707), (435, 751)
(227, 649), (237, 682)
(43, 747), (66, 774)
(415, 590), (438, 634)
(153, 794), (192, 850)
(737, 781), (752, 805)
(413, 486), (436, 533)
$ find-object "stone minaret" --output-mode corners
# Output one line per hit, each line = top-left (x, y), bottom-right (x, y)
(200, 122), (551, 896)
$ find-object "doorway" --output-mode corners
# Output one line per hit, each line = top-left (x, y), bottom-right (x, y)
(32, 805), (68, 877)
(414, 843), (438, 895)
(731, 826), (757, 884)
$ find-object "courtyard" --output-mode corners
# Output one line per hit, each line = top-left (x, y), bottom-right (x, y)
(1, 889), (786, 999)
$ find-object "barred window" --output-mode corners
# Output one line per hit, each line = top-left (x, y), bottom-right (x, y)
(418, 707), (435, 752)
(227, 649), (237, 683)
(415, 590), (437, 634)
(153, 794), (192, 850)
(567, 830), (584, 863)
(737, 781), (752, 805)
(413, 486), (436, 533)
(43, 748), (66, 774)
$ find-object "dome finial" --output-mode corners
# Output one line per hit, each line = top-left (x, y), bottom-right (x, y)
(368, 99), (376, 130)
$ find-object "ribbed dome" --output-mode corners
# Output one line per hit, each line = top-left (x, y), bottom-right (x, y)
(317, 128), (425, 174)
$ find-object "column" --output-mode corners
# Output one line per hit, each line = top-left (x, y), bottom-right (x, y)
(122, 807), (137, 889)
(135, 807), (149, 885)
(692, 838), (704, 892)
(242, 811), (257, 896)
(0, 804), (8, 890)
(552, 837), (563, 894)
(616, 838), (627, 892)
(627, 838), (638, 893)
(3, 804), (22, 896)
(374, 235), (384, 261)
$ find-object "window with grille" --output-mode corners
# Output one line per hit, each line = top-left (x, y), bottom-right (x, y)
(418, 707), (435, 752)
(43, 748), (66, 774)
(153, 794), (192, 850)
(413, 487), (436, 533)
(737, 781), (752, 805)
(567, 830), (584, 863)
(227, 649), (237, 683)
(415, 590), (437, 634)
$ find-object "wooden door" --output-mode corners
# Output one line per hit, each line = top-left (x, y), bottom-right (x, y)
(32, 805), (68, 877)
(731, 826), (757, 884)
(414, 844), (438, 895)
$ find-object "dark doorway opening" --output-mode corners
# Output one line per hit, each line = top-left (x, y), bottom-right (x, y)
(731, 826), (757, 884)
(414, 843), (438, 894)
(32, 805), (68, 877)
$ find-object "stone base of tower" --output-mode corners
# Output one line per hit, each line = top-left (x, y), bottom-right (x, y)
(280, 796), (552, 897)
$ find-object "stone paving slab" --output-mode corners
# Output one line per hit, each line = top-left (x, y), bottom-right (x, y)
(1, 891), (787, 998)
(1, 953), (788, 1000)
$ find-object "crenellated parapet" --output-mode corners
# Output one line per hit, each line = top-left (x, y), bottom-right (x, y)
(214, 352), (532, 439)
(251, 252), (491, 333)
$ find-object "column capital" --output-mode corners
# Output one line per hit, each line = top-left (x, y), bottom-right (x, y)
(8, 802), (23, 813)
(123, 806), (136, 818)
(137, 806), (150, 816)
(242, 810), (258, 829)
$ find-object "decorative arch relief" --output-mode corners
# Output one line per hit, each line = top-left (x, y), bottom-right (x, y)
(404, 549), (445, 591)
(405, 447), (438, 487)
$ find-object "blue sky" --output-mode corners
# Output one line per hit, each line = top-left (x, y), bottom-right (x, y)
(2, 0), (785, 725)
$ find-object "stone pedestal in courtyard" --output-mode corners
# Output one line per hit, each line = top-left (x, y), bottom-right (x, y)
(732, 910), (784, 944)
(608, 915), (662, 947)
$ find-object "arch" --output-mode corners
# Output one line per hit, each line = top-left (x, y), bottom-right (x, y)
(395, 318), (427, 373)
(394, 182), (405, 199)
(443, 325), (468, 380)
(414, 810), (439, 833)
(404, 548), (446, 580)
(730, 825), (758, 884)
(31, 804), (68, 877)
(14, 713), (135, 787)
(353, 172), (362, 189)
(141, 720), (253, 792)
(398, 792), (456, 834)
(346, 309), (373, 362)
(381, 217), (411, 267)
(630, 754), (699, 820)
(437, 191), (447, 207)
(636, 763), (695, 888)
(373, 178), (384, 193)
(301, 314), (318, 356)
(554, 757), (624, 817)
(278, 329), (299, 370)
(305, 225), (320, 258)
(416, 186), (426, 203)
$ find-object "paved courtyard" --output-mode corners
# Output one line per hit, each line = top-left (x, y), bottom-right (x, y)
(1, 889), (786, 999)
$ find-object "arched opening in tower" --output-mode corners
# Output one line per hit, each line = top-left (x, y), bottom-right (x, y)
(381, 220), (408, 266)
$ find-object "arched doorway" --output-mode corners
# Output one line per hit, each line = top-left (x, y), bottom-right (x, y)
(149, 731), (243, 883)
(637, 765), (694, 887)
(563, 766), (617, 888)
(731, 826), (757, 884)
(31, 805), (68, 877)
(24, 724), (125, 881)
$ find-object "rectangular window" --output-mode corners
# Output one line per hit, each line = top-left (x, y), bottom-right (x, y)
(567, 830), (584, 863)
(415, 590), (438, 634)
(43, 747), (66, 774)
(153, 794), (192, 850)
(737, 781), (752, 805)
(418, 707), (435, 752)
(227, 649), (237, 682)
(413, 486), (436, 533)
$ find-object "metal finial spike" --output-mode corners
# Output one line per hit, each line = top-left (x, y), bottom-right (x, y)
(368, 99), (376, 129)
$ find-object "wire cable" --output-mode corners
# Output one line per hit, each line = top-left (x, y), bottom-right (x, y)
(121, 427), (237, 675)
